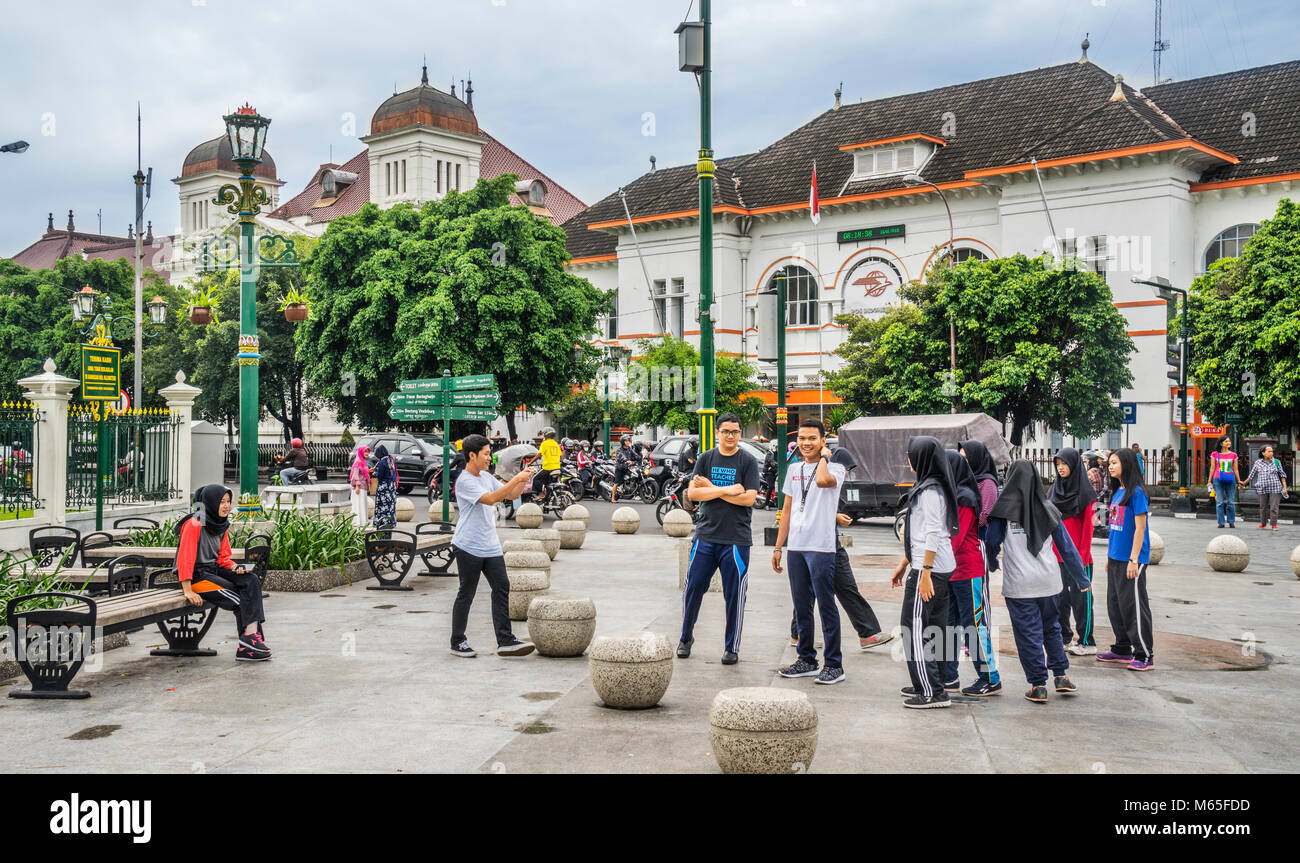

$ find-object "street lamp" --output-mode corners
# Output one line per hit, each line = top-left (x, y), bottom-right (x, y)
(1133, 274), (1192, 508)
(148, 296), (167, 326)
(1, 140), (29, 154)
(903, 172), (958, 413)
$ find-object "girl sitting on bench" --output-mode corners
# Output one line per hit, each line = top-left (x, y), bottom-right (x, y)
(176, 485), (271, 662)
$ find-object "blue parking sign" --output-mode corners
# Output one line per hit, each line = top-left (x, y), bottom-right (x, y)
(1120, 402), (1137, 424)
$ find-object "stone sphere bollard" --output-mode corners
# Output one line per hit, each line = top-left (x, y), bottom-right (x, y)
(520, 528), (561, 559)
(502, 539), (547, 556)
(611, 506), (641, 535)
(504, 550), (551, 575)
(677, 538), (720, 592)
(662, 508), (694, 538)
(395, 497), (415, 522)
(1291, 544), (1300, 578)
(427, 503), (458, 523)
(527, 595), (597, 657)
(555, 520), (586, 549)
(515, 502), (544, 529)
(562, 504), (591, 530)
(709, 687), (819, 774)
(1206, 534), (1250, 572)
(588, 632), (673, 709)
(507, 569), (550, 620)
(1148, 531), (1165, 565)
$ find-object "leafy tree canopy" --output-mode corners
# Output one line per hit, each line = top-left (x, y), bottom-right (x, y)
(550, 385), (636, 441)
(825, 254), (1135, 445)
(1188, 197), (1300, 433)
(627, 337), (765, 432)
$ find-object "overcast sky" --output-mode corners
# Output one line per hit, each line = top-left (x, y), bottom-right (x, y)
(0, 0), (1294, 256)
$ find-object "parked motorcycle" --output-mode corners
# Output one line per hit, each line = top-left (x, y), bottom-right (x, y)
(752, 456), (778, 510)
(655, 466), (702, 526)
(493, 471), (576, 522)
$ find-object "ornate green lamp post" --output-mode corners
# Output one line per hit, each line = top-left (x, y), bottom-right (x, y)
(204, 104), (299, 516)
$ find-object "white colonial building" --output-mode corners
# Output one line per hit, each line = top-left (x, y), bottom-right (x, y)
(563, 52), (1300, 464)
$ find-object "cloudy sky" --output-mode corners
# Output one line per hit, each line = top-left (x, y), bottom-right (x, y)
(0, 0), (1294, 255)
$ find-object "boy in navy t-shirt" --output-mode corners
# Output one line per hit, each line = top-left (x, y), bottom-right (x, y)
(1098, 449), (1154, 671)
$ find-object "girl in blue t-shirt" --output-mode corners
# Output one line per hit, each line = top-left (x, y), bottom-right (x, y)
(1098, 448), (1154, 671)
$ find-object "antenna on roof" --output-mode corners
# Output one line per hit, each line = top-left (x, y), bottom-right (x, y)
(421, 56), (429, 86)
(1080, 33), (1090, 62)
(97, 208), (102, 234)
(1153, 0), (1171, 85)
(450, 79), (456, 98)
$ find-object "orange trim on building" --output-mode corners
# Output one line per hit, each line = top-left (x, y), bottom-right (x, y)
(1189, 171), (1300, 192)
(684, 328), (744, 336)
(964, 139), (1238, 180)
(566, 253), (617, 265)
(1127, 329), (1167, 337)
(750, 255), (822, 296)
(838, 133), (947, 152)
(1114, 300), (1167, 308)
(741, 389), (844, 406)
(918, 237), (1001, 273)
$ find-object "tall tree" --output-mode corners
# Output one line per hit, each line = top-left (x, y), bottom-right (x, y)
(1188, 197), (1300, 433)
(550, 385), (635, 441)
(296, 175), (604, 440)
(825, 254), (1135, 445)
(627, 337), (765, 431)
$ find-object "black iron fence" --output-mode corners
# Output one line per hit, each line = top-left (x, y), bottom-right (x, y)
(1, 399), (40, 518)
(66, 405), (180, 510)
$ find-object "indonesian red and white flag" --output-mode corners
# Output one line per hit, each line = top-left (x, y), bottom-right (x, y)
(809, 162), (821, 224)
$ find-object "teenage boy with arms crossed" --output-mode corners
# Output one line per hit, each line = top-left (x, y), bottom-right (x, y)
(677, 414), (760, 664)
(449, 434), (537, 658)
(772, 419), (848, 685)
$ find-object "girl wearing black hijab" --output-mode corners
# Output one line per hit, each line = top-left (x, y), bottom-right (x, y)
(959, 439), (1000, 536)
(939, 449), (1003, 697)
(984, 461), (1089, 703)
(1048, 447), (1098, 655)
(176, 484), (270, 661)
(889, 436), (959, 709)
(372, 444), (399, 529)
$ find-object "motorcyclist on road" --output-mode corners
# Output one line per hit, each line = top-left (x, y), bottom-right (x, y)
(611, 434), (640, 503)
(279, 438), (310, 485)
(534, 427), (562, 506)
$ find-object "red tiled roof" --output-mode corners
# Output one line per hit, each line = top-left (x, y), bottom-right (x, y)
(267, 129), (585, 227)
(8, 229), (173, 280)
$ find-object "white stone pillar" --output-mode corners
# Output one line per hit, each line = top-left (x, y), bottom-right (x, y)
(18, 358), (81, 527)
(159, 370), (202, 505)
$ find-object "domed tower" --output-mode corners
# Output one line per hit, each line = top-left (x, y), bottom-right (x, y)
(360, 62), (483, 206)
(173, 134), (283, 236)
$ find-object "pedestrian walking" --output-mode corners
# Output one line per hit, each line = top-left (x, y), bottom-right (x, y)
(1209, 435), (1240, 528)
(773, 418), (848, 686)
(940, 449), (1002, 696)
(349, 444), (372, 528)
(787, 447), (892, 651)
(889, 435), (958, 709)
(1131, 443), (1145, 475)
(371, 443), (399, 529)
(449, 434), (537, 658)
(1242, 444), (1287, 530)
(983, 461), (1090, 703)
(677, 413), (760, 665)
(175, 485), (271, 662)
(1097, 448), (1155, 672)
(1048, 447), (1098, 655)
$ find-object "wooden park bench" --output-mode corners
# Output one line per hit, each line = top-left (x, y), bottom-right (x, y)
(6, 569), (222, 700)
(364, 523), (455, 591)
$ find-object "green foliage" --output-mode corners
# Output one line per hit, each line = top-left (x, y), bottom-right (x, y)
(296, 175), (605, 431)
(823, 404), (857, 434)
(128, 509), (366, 571)
(277, 285), (312, 312)
(825, 254), (1135, 445)
(1188, 198), (1300, 433)
(338, 427), (356, 448)
(550, 385), (635, 440)
(626, 337), (763, 431)
(188, 283), (222, 323)
(0, 548), (88, 630)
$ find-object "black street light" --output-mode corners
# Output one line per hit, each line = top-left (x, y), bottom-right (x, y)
(1, 140), (29, 154)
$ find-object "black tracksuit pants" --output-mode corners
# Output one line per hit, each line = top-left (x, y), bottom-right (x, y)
(900, 568), (952, 697)
(789, 545), (882, 640)
(190, 563), (265, 634)
(450, 549), (515, 648)
(1105, 558), (1153, 662)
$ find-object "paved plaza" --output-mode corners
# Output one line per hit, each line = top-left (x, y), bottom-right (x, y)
(1, 504), (1295, 774)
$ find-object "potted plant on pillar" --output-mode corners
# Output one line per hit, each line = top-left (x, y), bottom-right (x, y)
(279, 287), (312, 322)
(187, 285), (220, 325)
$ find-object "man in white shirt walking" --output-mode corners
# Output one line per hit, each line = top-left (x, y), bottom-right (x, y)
(772, 418), (847, 685)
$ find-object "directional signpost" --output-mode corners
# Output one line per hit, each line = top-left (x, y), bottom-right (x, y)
(388, 370), (499, 523)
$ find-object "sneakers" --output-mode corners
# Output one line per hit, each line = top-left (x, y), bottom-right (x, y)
(900, 685), (918, 697)
(943, 678), (961, 693)
(676, 638), (693, 658)
(1229, 523), (1237, 529)
(1127, 659), (1155, 672)
(498, 638), (536, 657)
(962, 680), (1003, 697)
(1272, 525), (1280, 531)
(859, 633), (894, 650)
(1259, 523), (1268, 529)
(450, 641), (477, 658)
(1054, 675), (1078, 694)
(903, 693), (952, 709)
(778, 659), (820, 678)
(815, 666), (845, 685)
(1067, 643), (1097, 656)
(237, 633), (271, 658)
(235, 645), (269, 662)
(721, 651), (738, 665)
(1095, 651), (1134, 664)
(1217, 523), (1224, 528)
(1025, 685), (1049, 704)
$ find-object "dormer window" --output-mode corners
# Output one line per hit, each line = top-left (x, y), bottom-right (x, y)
(316, 168), (358, 207)
(516, 179), (548, 207)
(840, 133), (944, 181)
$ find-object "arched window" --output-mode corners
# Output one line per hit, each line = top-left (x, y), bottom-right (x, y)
(938, 247), (989, 266)
(1204, 224), (1259, 269)
(770, 264), (819, 326)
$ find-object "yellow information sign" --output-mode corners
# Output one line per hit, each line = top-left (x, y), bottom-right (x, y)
(80, 344), (121, 400)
